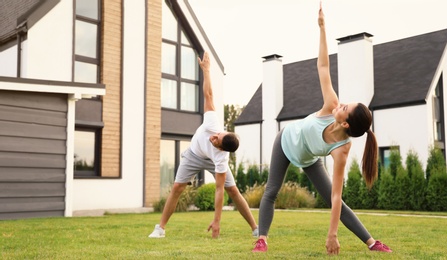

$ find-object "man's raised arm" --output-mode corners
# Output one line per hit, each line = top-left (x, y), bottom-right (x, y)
(198, 52), (215, 112)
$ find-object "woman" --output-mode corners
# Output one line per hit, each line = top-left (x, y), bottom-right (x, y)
(252, 5), (392, 255)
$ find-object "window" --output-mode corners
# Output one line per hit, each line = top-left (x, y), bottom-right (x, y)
(74, 0), (101, 84)
(74, 128), (101, 177)
(379, 147), (396, 170)
(73, 0), (103, 178)
(161, 1), (199, 112)
(433, 77), (444, 143)
(160, 138), (192, 196)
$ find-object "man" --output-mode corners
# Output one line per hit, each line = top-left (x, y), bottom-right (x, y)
(149, 52), (258, 238)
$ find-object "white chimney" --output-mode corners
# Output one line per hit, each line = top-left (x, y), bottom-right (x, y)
(337, 33), (374, 106)
(261, 54), (283, 165)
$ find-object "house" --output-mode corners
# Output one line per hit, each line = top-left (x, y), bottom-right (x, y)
(0, 0), (224, 220)
(235, 29), (447, 178)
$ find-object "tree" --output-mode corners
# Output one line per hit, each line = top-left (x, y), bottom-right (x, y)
(388, 147), (402, 179)
(247, 164), (261, 187)
(235, 163), (247, 193)
(377, 171), (396, 210)
(394, 167), (412, 210)
(343, 160), (362, 209)
(425, 146), (446, 182)
(406, 150), (427, 210)
(260, 166), (269, 184)
(224, 104), (244, 174)
(426, 170), (447, 211)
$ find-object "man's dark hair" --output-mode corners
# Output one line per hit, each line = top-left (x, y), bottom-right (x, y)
(221, 132), (239, 152)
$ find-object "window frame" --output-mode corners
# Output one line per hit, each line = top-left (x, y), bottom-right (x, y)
(73, 0), (102, 84)
(161, 2), (200, 113)
(74, 127), (102, 178)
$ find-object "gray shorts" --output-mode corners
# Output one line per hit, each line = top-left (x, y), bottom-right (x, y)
(174, 148), (236, 187)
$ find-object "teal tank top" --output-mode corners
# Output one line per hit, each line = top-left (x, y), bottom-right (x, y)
(281, 113), (351, 168)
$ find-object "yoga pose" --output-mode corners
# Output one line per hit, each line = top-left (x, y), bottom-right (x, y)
(149, 52), (258, 239)
(252, 5), (392, 255)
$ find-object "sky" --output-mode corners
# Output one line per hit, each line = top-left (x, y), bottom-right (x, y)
(188, 0), (447, 106)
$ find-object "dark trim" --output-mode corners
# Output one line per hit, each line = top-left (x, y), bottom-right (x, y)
(234, 120), (264, 127)
(142, 0), (148, 206)
(0, 76), (105, 89)
(75, 120), (104, 128)
(370, 100), (426, 111)
(336, 32), (374, 44)
(119, 0), (124, 180)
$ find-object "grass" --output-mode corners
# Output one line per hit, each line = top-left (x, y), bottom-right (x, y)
(1, 209), (447, 259)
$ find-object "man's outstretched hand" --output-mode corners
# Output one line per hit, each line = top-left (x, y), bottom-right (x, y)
(207, 220), (220, 238)
(198, 52), (210, 72)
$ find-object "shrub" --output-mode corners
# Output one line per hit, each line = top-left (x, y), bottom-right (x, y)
(275, 182), (316, 209)
(153, 185), (197, 212)
(194, 183), (229, 211)
(314, 192), (329, 208)
(394, 167), (412, 210)
(359, 177), (379, 209)
(343, 160), (362, 209)
(426, 146), (446, 181)
(378, 171), (396, 210)
(426, 171), (447, 211)
(243, 183), (265, 208)
(236, 163), (247, 193)
(247, 165), (261, 187)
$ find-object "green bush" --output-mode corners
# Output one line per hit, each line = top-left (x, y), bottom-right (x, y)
(153, 185), (197, 212)
(378, 171), (395, 210)
(194, 183), (229, 211)
(236, 163), (247, 193)
(343, 160), (362, 209)
(426, 171), (447, 211)
(247, 165), (261, 187)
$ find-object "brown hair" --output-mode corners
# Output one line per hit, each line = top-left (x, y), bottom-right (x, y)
(346, 103), (378, 188)
(221, 132), (240, 153)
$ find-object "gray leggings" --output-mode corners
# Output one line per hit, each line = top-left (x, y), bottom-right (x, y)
(258, 130), (371, 243)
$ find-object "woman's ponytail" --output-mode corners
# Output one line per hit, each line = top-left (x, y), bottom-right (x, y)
(362, 129), (378, 189)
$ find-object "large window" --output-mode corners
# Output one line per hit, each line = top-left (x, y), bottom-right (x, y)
(160, 139), (192, 196)
(74, 128), (101, 177)
(161, 1), (199, 112)
(73, 0), (102, 177)
(74, 0), (101, 84)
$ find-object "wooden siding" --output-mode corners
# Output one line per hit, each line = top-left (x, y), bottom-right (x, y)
(0, 90), (67, 220)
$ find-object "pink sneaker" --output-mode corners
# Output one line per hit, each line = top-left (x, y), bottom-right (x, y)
(369, 240), (392, 252)
(252, 238), (268, 252)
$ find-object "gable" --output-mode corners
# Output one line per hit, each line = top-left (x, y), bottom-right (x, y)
(371, 29), (447, 109)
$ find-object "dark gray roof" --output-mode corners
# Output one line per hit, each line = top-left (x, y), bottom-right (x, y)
(235, 29), (447, 125)
(0, 0), (58, 44)
(371, 29), (447, 109)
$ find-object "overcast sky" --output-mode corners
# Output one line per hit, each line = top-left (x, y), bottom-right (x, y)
(188, 0), (447, 106)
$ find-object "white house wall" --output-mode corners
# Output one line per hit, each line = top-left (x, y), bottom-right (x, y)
(22, 0), (72, 81)
(0, 45), (17, 77)
(235, 124), (261, 170)
(374, 105), (430, 169)
(73, 0), (146, 211)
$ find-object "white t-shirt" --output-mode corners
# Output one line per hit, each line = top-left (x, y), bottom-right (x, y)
(190, 111), (229, 173)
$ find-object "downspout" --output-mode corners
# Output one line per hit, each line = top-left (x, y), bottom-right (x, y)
(16, 21), (27, 78)
(259, 121), (263, 175)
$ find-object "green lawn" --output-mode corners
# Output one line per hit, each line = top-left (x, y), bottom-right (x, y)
(1, 209), (447, 259)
